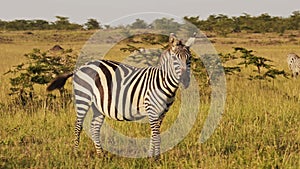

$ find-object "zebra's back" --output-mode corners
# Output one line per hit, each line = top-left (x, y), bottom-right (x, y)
(73, 60), (172, 121)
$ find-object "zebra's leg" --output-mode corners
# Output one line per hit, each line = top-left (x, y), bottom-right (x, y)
(90, 103), (105, 155)
(74, 101), (91, 151)
(149, 118), (160, 158)
(148, 113), (165, 159)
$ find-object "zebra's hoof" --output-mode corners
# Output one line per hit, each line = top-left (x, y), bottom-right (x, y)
(154, 155), (161, 161)
(96, 149), (108, 158)
(148, 154), (161, 161)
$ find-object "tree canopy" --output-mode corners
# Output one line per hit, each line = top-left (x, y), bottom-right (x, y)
(1, 11), (300, 34)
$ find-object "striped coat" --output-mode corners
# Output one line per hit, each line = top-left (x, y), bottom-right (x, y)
(47, 33), (195, 159)
(287, 53), (300, 78)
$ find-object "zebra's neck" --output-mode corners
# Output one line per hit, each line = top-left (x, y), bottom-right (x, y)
(157, 51), (180, 95)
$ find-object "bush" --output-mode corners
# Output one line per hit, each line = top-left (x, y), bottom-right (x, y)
(4, 47), (77, 112)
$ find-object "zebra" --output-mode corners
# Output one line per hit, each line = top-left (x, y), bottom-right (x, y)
(46, 33), (195, 159)
(287, 53), (300, 78)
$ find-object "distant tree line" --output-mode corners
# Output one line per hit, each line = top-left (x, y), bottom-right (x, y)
(1, 11), (300, 35)
(0, 16), (101, 31)
(184, 11), (300, 35)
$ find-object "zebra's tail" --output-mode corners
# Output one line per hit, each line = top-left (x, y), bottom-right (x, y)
(46, 72), (73, 91)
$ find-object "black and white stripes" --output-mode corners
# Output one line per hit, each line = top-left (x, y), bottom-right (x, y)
(287, 53), (300, 78)
(47, 33), (195, 159)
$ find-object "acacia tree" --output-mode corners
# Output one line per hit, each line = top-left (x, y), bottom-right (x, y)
(288, 11), (300, 30)
(84, 18), (101, 30)
(53, 16), (82, 30)
(234, 47), (287, 81)
(151, 18), (181, 34)
(5, 47), (77, 108)
(130, 19), (148, 29)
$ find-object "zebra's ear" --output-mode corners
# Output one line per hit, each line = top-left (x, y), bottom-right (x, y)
(169, 33), (183, 50)
(169, 33), (177, 45)
(185, 34), (196, 47)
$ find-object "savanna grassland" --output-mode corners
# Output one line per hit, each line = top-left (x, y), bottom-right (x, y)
(0, 29), (300, 169)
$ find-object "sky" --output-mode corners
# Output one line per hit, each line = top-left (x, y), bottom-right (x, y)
(1, 0), (299, 25)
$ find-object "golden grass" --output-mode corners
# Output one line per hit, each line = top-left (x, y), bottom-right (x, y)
(0, 30), (300, 168)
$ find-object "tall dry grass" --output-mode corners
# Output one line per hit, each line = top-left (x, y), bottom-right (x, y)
(0, 30), (300, 168)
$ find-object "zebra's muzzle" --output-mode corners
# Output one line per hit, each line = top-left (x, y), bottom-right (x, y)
(180, 68), (190, 89)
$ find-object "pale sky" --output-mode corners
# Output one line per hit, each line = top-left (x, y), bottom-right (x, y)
(1, 0), (299, 25)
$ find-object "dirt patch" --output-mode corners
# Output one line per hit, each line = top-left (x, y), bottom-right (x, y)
(0, 37), (13, 44)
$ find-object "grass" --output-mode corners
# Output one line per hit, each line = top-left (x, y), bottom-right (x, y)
(0, 30), (300, 168)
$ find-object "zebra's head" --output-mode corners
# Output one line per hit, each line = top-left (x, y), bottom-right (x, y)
(168, 33), (195, 89)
